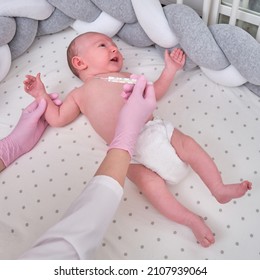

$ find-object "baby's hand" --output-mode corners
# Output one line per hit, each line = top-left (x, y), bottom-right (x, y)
(164, 48), (186, 73)
(24, 73), (47, 98)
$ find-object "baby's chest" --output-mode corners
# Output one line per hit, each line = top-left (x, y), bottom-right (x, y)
(80, 83), (125, 117)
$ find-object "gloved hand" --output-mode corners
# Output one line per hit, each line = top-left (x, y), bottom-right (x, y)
(0, 97), (51, 167)
(49, 93), (63, 106)
(109, 75), (156, 156)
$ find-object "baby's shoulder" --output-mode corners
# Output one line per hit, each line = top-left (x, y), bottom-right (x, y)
(69, 84), (84, 96)
(66, 84), (88, 103)
(78, 79), (106, 99)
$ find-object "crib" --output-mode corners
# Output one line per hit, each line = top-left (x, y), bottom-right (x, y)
(0, 0), (259, 260)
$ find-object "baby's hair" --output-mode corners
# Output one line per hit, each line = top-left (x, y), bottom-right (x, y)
(67, 32), (100, 78)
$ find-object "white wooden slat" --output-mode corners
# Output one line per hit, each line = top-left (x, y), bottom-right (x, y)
(208, 0), (221, 25)
(229, 0), (240, 25)
(219, 4), (260, 25)
(256, 25), (260, 42)
(202, 0), (212, 24)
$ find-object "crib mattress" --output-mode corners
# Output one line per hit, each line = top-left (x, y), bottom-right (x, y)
(0, 27), (259, 260)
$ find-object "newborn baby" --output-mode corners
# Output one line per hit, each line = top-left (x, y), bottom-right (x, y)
(24, 32), (252, 247)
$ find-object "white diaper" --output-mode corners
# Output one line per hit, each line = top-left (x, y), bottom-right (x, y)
(132, 118), (189, 185)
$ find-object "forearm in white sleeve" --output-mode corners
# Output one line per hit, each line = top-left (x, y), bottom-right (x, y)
(19, 175), (123, 260)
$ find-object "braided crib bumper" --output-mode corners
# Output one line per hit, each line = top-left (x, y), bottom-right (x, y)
(1, 0), (259, 96)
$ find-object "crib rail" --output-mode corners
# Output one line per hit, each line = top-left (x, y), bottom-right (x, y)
(176, 0), (212, 24)
(175, 0), (260, 41)
(208, 0), (260, 42)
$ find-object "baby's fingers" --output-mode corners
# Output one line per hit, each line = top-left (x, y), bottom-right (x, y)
(171, 48), (183, 60)
(23, 76), (35, 86)
(180, 53), (186, 66)
(24, 75), (36, 82)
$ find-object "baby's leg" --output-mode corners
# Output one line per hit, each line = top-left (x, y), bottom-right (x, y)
(171, 129), (252, 203)
(128, 164), (215, 247)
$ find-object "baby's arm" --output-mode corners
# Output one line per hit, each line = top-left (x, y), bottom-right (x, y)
(154, 48), (185, 100)
(24, 73), (81, 127)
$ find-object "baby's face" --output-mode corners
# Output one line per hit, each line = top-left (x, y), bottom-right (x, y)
(77, 33), (123, 75)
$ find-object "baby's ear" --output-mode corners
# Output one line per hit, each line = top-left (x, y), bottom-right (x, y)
(71, 56), (87, 70)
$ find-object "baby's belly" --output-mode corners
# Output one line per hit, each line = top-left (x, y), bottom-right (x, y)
(89, 111), (121, 144)
(84, 94), (125, 144)
(88, 109), (154, 145)
(80, 74), (133, 143)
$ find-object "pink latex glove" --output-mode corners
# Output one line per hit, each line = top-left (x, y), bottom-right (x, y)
(109, 75), (156, 156)
(49, 93), (63, 106)
(0, 98), (50, 167)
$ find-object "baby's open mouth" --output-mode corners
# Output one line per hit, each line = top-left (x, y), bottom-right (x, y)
(111, 57), (118, 62)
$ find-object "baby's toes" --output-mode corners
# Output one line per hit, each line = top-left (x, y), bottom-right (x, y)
(200, 234), (215, 248)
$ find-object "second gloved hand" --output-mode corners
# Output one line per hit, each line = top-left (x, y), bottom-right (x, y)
(109, 75), (156, 156)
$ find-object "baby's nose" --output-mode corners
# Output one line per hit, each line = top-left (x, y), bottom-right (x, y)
(111, 46), (117, 53)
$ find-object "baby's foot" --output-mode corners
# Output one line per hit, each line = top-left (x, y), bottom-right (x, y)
(189, 216), (215, 247)
(214, 181), (252, 204)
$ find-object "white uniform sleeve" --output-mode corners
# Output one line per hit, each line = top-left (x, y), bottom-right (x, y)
(19, 175), (123, 260)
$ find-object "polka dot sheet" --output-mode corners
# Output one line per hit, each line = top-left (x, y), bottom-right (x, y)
(0, 27), (259, 260)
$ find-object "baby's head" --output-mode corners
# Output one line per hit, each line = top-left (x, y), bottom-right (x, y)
(67, 32), (123, 79)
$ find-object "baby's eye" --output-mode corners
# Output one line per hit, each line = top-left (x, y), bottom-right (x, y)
(98, 43), (106, 48)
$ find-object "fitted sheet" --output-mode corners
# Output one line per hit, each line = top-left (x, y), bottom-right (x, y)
(0, 27), (259, 260)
